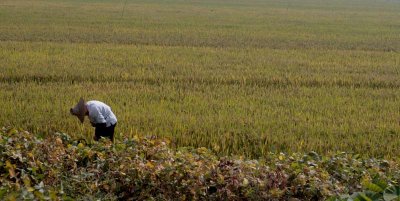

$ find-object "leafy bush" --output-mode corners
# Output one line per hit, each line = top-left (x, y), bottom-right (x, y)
(328, 180), (400, 201)
(1, 127), (400, 200)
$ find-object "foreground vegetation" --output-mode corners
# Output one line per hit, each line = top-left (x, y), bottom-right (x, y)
(1, 0), (399, 158)
(2, 128), (400, 200)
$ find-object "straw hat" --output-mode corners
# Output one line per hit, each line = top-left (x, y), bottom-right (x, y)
(70, 97), (87, 123)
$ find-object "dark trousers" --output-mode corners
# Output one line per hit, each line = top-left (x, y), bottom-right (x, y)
(94, 123), (116, 142)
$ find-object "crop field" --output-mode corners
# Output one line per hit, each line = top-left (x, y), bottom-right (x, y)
(0, 0), (399, 158)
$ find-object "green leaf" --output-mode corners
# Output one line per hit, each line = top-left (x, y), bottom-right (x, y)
(325, 196), (348, 201)
(364, 182), (385, 193)
(372, 178), (389, 191)
(0, 188), (7, 199)
(364, 190), (384, 201)
(384, 186), (400, 201)
(352, 192), (373, 201)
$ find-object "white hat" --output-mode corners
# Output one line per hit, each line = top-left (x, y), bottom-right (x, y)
(70, 97), (86, 123)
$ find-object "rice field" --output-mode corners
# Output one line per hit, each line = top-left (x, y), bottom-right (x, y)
(0, 0), (399, 158)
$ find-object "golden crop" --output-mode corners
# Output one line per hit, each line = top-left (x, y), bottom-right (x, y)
(0, 0), (399, 158)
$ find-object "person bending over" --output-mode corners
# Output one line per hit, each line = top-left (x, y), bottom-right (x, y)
(70, 98), (117, 142)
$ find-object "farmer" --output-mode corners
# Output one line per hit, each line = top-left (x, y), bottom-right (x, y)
(70, 98), (117, 142)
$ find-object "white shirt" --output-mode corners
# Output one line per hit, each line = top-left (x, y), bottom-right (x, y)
(86, 100), (117, 127)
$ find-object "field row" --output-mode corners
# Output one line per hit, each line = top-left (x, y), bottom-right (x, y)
(1, 42), (398, 85)
(2, 80), (399, 157)
(1, 0), (399, 50)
